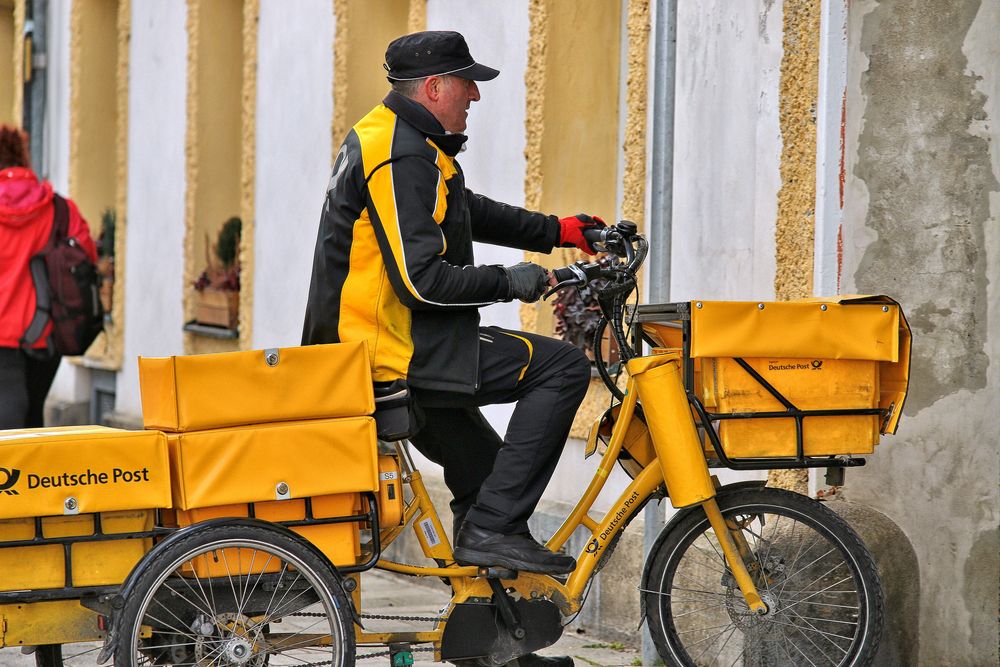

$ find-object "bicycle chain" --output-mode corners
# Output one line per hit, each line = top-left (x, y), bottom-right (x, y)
(360, 612), (446, 623)
(287, 611), (443, 664)
(358, 646), (436, 661)
(293, 611), (446, 623)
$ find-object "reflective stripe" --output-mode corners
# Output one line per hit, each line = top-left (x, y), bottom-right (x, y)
(499, 331), (534, 383)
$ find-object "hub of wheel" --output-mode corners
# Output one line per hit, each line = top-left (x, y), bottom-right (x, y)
(194, 612), (266, 667)
(223, 636), (254, 664)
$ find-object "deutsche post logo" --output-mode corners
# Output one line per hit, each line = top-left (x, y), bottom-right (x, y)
(811, 360), (824, 370)
(586, 538), (600, 555)
(0, 467), (21, 495)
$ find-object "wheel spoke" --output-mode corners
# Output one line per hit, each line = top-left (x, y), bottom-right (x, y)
(640, 585), (729, 599)
(779, 575), (858, 615)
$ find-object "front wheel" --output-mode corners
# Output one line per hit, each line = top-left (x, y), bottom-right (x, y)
(643, 487), (884, 667)
(113, 523), (356, 667)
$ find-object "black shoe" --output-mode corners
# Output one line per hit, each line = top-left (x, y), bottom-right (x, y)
(453, 522), (576, 575)
(515, 655), (574, 667)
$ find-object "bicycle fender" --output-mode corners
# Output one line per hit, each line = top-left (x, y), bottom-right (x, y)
(637, 480), (766, 624)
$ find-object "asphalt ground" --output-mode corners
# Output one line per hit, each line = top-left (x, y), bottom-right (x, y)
(0, 570), (642, 667)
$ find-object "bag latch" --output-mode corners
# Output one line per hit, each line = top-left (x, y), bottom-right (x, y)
(264, 348), (279, 367)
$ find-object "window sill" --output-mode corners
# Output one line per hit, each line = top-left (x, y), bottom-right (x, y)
(183, 321), (239, 339)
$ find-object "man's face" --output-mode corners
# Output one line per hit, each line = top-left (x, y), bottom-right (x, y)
(433, 76), (480, 134)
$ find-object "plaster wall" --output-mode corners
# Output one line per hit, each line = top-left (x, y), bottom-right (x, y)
(252, 0), (333, 349)
(426, 0), (530, 432)
(42, 0), (70, 191)
(841, 1), (999, 663)
(115, 2), (189, 417)
(669, 0), (782, 301)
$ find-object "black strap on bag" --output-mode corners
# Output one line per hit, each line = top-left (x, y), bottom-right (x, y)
(19, 195), (103, 358)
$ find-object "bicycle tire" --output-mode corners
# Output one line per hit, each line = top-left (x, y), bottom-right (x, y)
(113, 523), (355, 667)
(644, 487), (884, 667)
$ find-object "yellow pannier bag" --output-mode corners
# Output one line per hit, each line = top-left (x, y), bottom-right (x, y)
(166, 417), (378, 574)
(0, 426), (170, 592)
(167, 417), (379, 509)
(139, 341), (375, 432)
(641, 296), (911, 460)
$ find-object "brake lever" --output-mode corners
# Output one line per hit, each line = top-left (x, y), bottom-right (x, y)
(543, 280), (577, 300)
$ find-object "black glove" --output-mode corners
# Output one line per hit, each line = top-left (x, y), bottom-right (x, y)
(503, 262), (549, 303)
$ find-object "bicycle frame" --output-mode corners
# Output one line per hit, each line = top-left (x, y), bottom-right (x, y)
(358, 351), (767, 655)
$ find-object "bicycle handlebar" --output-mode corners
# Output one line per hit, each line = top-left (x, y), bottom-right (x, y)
(545, 221), (646, 397)
(545, 221), (646, 296)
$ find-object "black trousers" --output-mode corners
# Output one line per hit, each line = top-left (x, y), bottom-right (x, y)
(0, 348), (61, 429)
(409, 327), (591, 536)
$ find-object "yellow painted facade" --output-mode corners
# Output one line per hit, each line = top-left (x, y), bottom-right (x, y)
(332, 0), (409, 150)
(0, 0), (15, 125)
(69, 0), (129, 370)
(775, 0), (821, 302)
(183, 0), (257, 355)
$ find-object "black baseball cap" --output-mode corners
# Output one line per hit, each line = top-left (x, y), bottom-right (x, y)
(384, 31), (499, 82)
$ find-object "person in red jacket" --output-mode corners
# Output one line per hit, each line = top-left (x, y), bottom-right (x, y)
(0, 125), (96, 429)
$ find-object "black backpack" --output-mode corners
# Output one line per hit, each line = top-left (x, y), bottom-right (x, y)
(20, 195), (104, 357)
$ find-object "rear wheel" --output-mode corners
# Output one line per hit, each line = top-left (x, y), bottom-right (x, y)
(114, 524), (355, 667)
(644, 488), (883, 666)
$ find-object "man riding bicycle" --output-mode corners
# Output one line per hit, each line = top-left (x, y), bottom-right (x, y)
(303, 30), (604, 579)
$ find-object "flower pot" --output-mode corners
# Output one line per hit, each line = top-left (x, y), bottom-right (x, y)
(194, 288), (239, 330)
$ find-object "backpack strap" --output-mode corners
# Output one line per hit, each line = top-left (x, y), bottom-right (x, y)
(19, 195), (69, 355)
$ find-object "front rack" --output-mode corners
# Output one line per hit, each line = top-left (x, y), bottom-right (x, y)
(628, 302), (879, 471)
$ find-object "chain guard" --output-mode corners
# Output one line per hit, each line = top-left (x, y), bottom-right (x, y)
(440, 599), (562, 665)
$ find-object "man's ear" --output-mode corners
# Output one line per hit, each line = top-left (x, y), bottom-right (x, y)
(423, 76), (442, 102)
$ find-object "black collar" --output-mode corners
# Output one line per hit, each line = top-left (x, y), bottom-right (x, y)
(383, 91), (468, 157)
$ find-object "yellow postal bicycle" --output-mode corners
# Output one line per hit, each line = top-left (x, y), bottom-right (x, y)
(0, 222), (910, 667)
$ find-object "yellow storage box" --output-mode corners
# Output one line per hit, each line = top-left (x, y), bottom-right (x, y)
(0, 426), (171, 519)
(641, 296), (911, 460)
(166, 417), (379, 510)
(0, 426), (170, 592)
(139, 341), (375, 432)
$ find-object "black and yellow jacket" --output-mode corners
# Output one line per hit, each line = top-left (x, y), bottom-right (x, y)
(302, 92), (560, 393)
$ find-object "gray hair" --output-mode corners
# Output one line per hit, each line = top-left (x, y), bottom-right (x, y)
(391, 74), (459, 99)
(390, 77), (424, 98)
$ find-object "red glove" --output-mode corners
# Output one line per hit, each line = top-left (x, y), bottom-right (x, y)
(558, 214), (606, 255)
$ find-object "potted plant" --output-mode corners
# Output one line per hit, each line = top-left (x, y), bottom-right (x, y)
(192, 216), (241, 330)
(97, 207), (115, 319)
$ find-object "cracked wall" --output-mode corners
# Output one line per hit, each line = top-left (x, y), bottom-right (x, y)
(842, 0), (999, 663)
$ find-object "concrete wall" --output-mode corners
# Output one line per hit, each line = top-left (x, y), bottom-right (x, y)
(840, 1), (1000, 664)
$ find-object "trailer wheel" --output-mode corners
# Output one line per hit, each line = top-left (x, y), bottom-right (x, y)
(113, 523), (355, 667)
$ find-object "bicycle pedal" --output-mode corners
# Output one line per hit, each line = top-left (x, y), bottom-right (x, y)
(476, 566), (518, 580)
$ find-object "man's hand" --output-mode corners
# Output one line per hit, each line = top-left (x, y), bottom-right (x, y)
(558, 214), (606, 255)
(503, 262), (549, 303)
